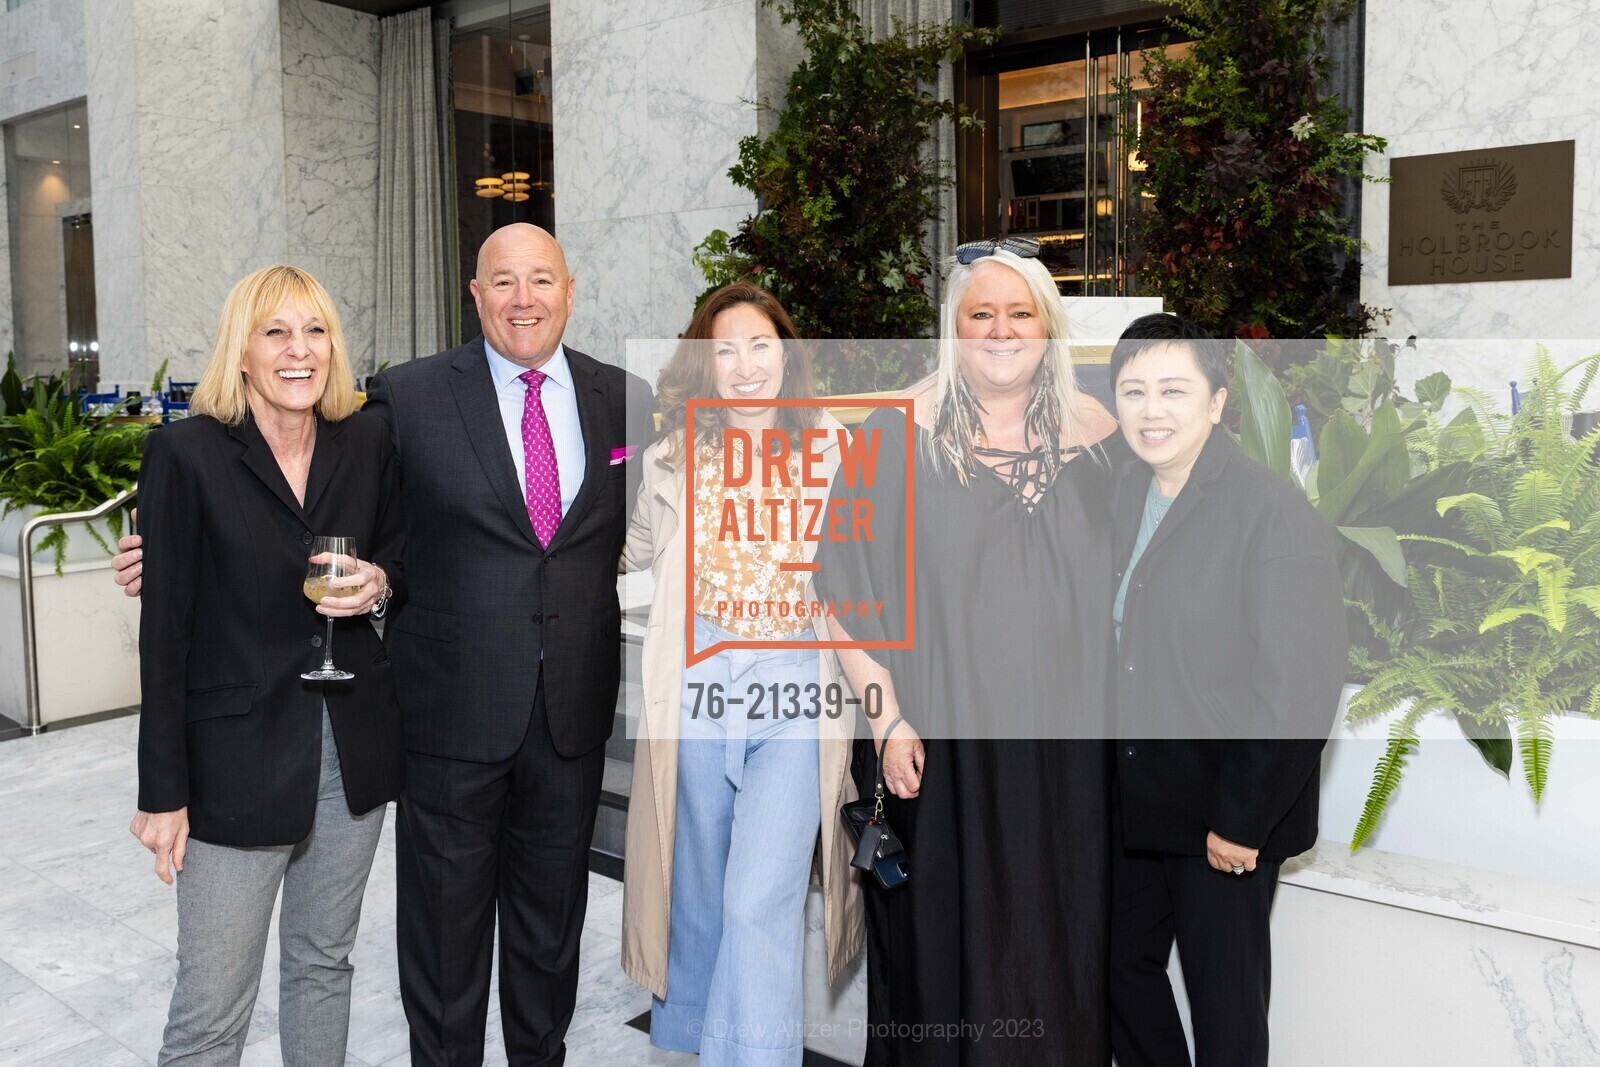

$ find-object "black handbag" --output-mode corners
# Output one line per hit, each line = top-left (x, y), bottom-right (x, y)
(840, 717), (910, 889)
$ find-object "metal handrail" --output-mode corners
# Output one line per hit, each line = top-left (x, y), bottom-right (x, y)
(16, 488), (136, 734)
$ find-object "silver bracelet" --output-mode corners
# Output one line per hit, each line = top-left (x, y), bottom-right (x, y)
(370, 573), (392, 618)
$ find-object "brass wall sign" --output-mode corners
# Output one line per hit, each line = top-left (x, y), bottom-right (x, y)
(1388, 140), (1573, 286)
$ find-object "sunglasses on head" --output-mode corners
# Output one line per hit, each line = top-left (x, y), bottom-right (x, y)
(954, 237), (1042, 265)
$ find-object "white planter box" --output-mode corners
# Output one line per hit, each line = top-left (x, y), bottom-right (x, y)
(0, 549), (140, 729)
(0, 504), (127, 567)
(1156, 689), (1600, 1063)
(1269, 843), (1600, 1065)
(1320, 685), (1600, 892)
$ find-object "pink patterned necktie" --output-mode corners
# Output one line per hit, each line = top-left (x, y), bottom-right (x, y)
(519, 369), (561, 548)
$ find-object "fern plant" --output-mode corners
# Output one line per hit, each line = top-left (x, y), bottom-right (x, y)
(0, 355), (153, 570)
(1345, 347), (1600, 848)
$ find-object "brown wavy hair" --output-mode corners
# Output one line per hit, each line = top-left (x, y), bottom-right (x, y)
(657, 282), (818, 468)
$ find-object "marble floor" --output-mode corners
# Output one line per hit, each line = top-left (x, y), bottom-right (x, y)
(0, 714), (697, 1066)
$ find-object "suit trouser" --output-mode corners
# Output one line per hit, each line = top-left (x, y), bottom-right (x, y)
(161, 708), (385, 1067)
(397, 678), (606, 1067)
(1109, 836), (1281, 1067)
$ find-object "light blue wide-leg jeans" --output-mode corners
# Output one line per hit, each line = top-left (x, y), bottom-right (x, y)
(650, 617), (821, 1067)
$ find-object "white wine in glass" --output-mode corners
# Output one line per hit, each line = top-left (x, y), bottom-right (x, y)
(301, 535), (356, 681)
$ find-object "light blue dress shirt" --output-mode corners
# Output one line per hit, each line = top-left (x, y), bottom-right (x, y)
(484, 340), (586, 521)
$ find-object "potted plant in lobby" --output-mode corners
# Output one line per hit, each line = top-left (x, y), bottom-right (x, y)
(0, 354), (152, 571)
(1343, 348), (1600, 848)
(1235, 341), (1600, 883)
(1229, 337), (1467, 665)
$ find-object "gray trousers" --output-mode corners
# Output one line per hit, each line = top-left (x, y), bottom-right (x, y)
(159, 709), (386, 1066)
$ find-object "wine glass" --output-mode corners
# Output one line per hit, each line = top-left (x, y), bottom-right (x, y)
(301, 535), (357, 681)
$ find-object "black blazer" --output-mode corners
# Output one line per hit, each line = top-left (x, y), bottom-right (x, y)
(1110, 432), (1348, 859)
(363, 339), (656, 762)
(137, 411), (406, 847)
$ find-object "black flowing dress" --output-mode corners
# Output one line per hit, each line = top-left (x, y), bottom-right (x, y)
(818, 409), (1116, 1067)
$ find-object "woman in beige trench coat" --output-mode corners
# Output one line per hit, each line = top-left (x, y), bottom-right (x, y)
(619, 283), (864, 1065)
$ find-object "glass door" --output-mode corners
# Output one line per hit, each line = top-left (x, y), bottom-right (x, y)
(963, 28), (1188, 296)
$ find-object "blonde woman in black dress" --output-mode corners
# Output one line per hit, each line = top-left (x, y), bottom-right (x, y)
(819, 239), (1120, 1066)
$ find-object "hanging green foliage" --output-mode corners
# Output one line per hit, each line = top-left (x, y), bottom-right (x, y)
(695, 0), (998, 392)
(1124, 0), (1387, 341)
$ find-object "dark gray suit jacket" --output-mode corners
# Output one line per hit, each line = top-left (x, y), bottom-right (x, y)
(364, 338), (655, 761)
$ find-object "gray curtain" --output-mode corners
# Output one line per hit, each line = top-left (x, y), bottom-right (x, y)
(377, 8), (448, 362)
(853, 0), (960, 301)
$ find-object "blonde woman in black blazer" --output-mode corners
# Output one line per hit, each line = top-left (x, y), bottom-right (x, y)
(130, 265), (404, 1066)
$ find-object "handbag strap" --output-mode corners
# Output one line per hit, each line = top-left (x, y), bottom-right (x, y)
(871, 715), (908, 822)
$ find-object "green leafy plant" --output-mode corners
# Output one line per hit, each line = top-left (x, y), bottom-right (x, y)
(1344, 349), (1600, 847)
(1121, 0), (1387, 341)
(1280, 338), (1450, 443)
(694, 0), (997, 391)
(1, 354), (77, 478)
(0, 356), (155, 570)
(1229, 339), (1466, 666)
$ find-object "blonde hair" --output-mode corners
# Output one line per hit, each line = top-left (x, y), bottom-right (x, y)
(923, 250), (1086, 483)
(190, 265), (359, 426)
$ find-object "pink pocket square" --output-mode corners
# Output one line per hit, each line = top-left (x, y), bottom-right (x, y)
(609, 445), (638, 466)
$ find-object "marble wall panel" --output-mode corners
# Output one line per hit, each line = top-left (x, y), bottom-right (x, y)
(552, 25), (649, 228)
(290, 251), (378, 373)
(80, 0), (290, 388)
(92, 253), (145, 349)
(136, 181), (283, 267)
(1271, 883), (1600, 1064)
(82, 0), (142, 380)
(82, 182), (139, 265)
(558, 215), (653, 366)
(88, 110), (140, 196)
(0, 0), (89, 122)
(281, 0), (380, 375)
(644, 3), (757, 217)
(140, 252), (264, 375)
(280, 0), (380, 123)
(1361, 1), (1600, 343)
(81, 0), (136, 126)
(139, 321), (212, 384)
(552, 0), (783, 370)
(552, 0), (739, 49)
(131, 114), (251, 190)
(129, 0), (284, 123)
(132, 47), (254, 128)
(648, 203), (746, 340)
(93, 320), (146, 389)
(283, 113), (379, 261)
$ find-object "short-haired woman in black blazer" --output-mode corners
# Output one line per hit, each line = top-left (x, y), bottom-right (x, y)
(1105, 314), (1348, 1067)
(130, 265), (405, 1066)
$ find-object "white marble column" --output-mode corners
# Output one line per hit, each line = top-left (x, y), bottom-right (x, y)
(551, 0), (801, 381)
(84, 0), (290, 389)
(280, 0), (381, 374)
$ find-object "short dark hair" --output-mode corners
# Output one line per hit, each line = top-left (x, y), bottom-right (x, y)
(1109, 313), (1228, 395)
